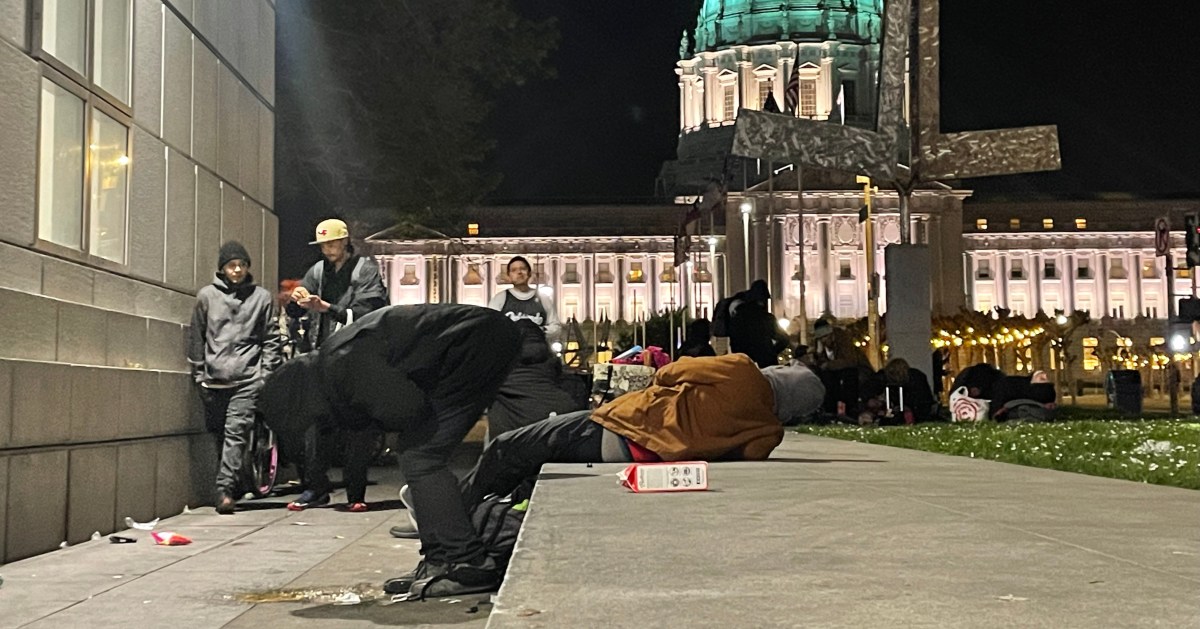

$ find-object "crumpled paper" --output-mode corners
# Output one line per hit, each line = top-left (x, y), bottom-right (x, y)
(125, 517), (160, 531)
(1133, 440), (1173, 455)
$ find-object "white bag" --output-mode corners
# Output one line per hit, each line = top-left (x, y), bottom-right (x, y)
(949, 386), (989, 422)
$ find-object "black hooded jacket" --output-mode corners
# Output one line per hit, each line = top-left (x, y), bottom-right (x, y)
(187, 273), (282, 386)
(487, 320), (583, 436)
(259, 305), (521, 444)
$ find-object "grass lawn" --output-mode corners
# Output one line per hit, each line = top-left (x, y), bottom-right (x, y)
(796, 420), (1200, 490)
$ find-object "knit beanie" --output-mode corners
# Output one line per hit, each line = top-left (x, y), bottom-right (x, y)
(218, 241), (251, 270)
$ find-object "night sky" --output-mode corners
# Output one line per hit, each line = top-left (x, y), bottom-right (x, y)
(483, 1), (1200, 202)
(276, 1), (1199, 277)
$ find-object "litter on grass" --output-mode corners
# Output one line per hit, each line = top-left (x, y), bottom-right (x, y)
(1133, 440), (1174, 455)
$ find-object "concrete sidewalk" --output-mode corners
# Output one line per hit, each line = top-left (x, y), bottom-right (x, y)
(0, 449), (494, 629)
(490, 433), (1200, 628)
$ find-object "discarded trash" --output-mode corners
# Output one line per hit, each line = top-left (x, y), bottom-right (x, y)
(391, 593), (414, 603)
(1133, 440), (1173, 455)
(182, 506), (192, 515)
(996, 594), (1028, 602)
(59, 541), (69, 549)
(517, 608), (542, 617)
(151, 532), (193, 546)
(334, 535), (345, 539)
(91, 531), (102, 541)
(466, 605), (480, 614)
(290, 522), (312, 526)
(113, 575), (123, 579)
(442, 598), (462, 604)
(332, 592), (361, 606)
(618, 462), (709, 493)
(125, 517), (160, 531)
(109, 535), (137, 544)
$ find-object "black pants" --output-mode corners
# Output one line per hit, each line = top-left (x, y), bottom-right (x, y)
(400, 323), (522, 566)
(459, 410), (604, 510)
(202, 383), (258, 495)
(819, 367), (860, 415)
(303, 426), (378, 503)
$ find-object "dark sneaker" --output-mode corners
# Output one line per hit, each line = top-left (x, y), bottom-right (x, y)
(287, 490), (330, 511)
(408, 557), (500, 600)
(215, 491), (237, 515)
(389, 520), (419, 539)
(383, 561), (447, 594)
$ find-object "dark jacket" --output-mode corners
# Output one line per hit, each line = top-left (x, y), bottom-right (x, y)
(187, 273), (282, 386)
(729, 299), (789, 368)
(488, 320), (583, 436)
(259, 305), (521, 445)
(862, 367), (937, 422)
(286, 252), (388, 349)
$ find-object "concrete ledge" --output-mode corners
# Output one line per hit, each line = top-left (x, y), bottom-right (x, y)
(489, 434), (1200, 628)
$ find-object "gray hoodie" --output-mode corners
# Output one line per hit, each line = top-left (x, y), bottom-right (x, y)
(187, 273), (283, 387)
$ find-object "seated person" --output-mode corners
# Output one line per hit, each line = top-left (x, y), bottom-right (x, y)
(811, 318), (872, 417)
(487, 319), (584, 438)
(457, 354), (825, 512)
(678, 318), (717, 358)
(859, 358), (936, 425)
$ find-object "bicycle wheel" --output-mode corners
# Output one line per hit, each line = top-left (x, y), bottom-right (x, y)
(246, 414), (279, 498)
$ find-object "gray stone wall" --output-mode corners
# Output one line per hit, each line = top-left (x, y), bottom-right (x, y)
(0, 0), (276, 563)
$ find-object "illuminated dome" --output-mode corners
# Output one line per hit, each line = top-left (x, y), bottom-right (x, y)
(693, 0), (883, 53)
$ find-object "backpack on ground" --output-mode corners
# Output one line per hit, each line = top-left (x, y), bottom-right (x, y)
(471, 479), (535, 575)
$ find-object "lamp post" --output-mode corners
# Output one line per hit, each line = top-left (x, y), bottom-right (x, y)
(857, 175), (882, 369)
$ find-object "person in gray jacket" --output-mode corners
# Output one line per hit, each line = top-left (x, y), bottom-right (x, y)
(187, 241), (283, 514)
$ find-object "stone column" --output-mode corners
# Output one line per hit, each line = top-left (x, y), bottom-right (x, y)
(1064, 252), (1076, 312)
(702, 66), (719, 125)
(769, 218), (787, 316)
(819, 218), (833, 316)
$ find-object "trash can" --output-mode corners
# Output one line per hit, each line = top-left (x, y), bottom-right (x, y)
(1105, 370), (1143, 416)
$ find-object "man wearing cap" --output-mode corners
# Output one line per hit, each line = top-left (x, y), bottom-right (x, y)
(286, 218), (389, 511)
(187, 241), (282, 514)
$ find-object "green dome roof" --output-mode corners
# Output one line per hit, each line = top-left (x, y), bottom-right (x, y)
(692, 0), (882, 53)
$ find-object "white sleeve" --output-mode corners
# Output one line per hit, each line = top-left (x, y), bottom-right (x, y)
(487, 291), (507, 311)
(540, 292), (562, 342)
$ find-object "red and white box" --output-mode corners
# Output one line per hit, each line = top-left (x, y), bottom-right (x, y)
(618, 461), (709, 493)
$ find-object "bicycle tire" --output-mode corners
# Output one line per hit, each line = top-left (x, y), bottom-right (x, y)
(246, 416), (279, 498)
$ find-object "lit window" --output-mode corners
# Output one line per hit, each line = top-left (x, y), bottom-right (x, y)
(89, 110), (129, 262)
(38, 80), (86, 250)
(94, 0), (132, 103)
(722, 84), (736, 121)
(627, 262), (646, 283)
(1075, 218), (1087, 229)
(41, 0), (88, 74)
(1009, 218), (1020, 229)
(467, 223), (479, 236)
(40, 0), (132, 105)
(37, 77), (131, 263)
(1109, 258), (1126, 279)
(799, 79), (817, 117)
(1082, 337), (1099, 371)
(758, 81), (773, 110)
(1042, 218), (1054, 229)
(976, 219), (988, 231)
(1142, 260), (1158, 278)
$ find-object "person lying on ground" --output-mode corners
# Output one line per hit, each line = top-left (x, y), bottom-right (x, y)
(383, 353), (825, 595)
(258, 304), (521, 599)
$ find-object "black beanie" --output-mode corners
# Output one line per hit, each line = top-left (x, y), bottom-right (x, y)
(218, 241), (251, 270)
